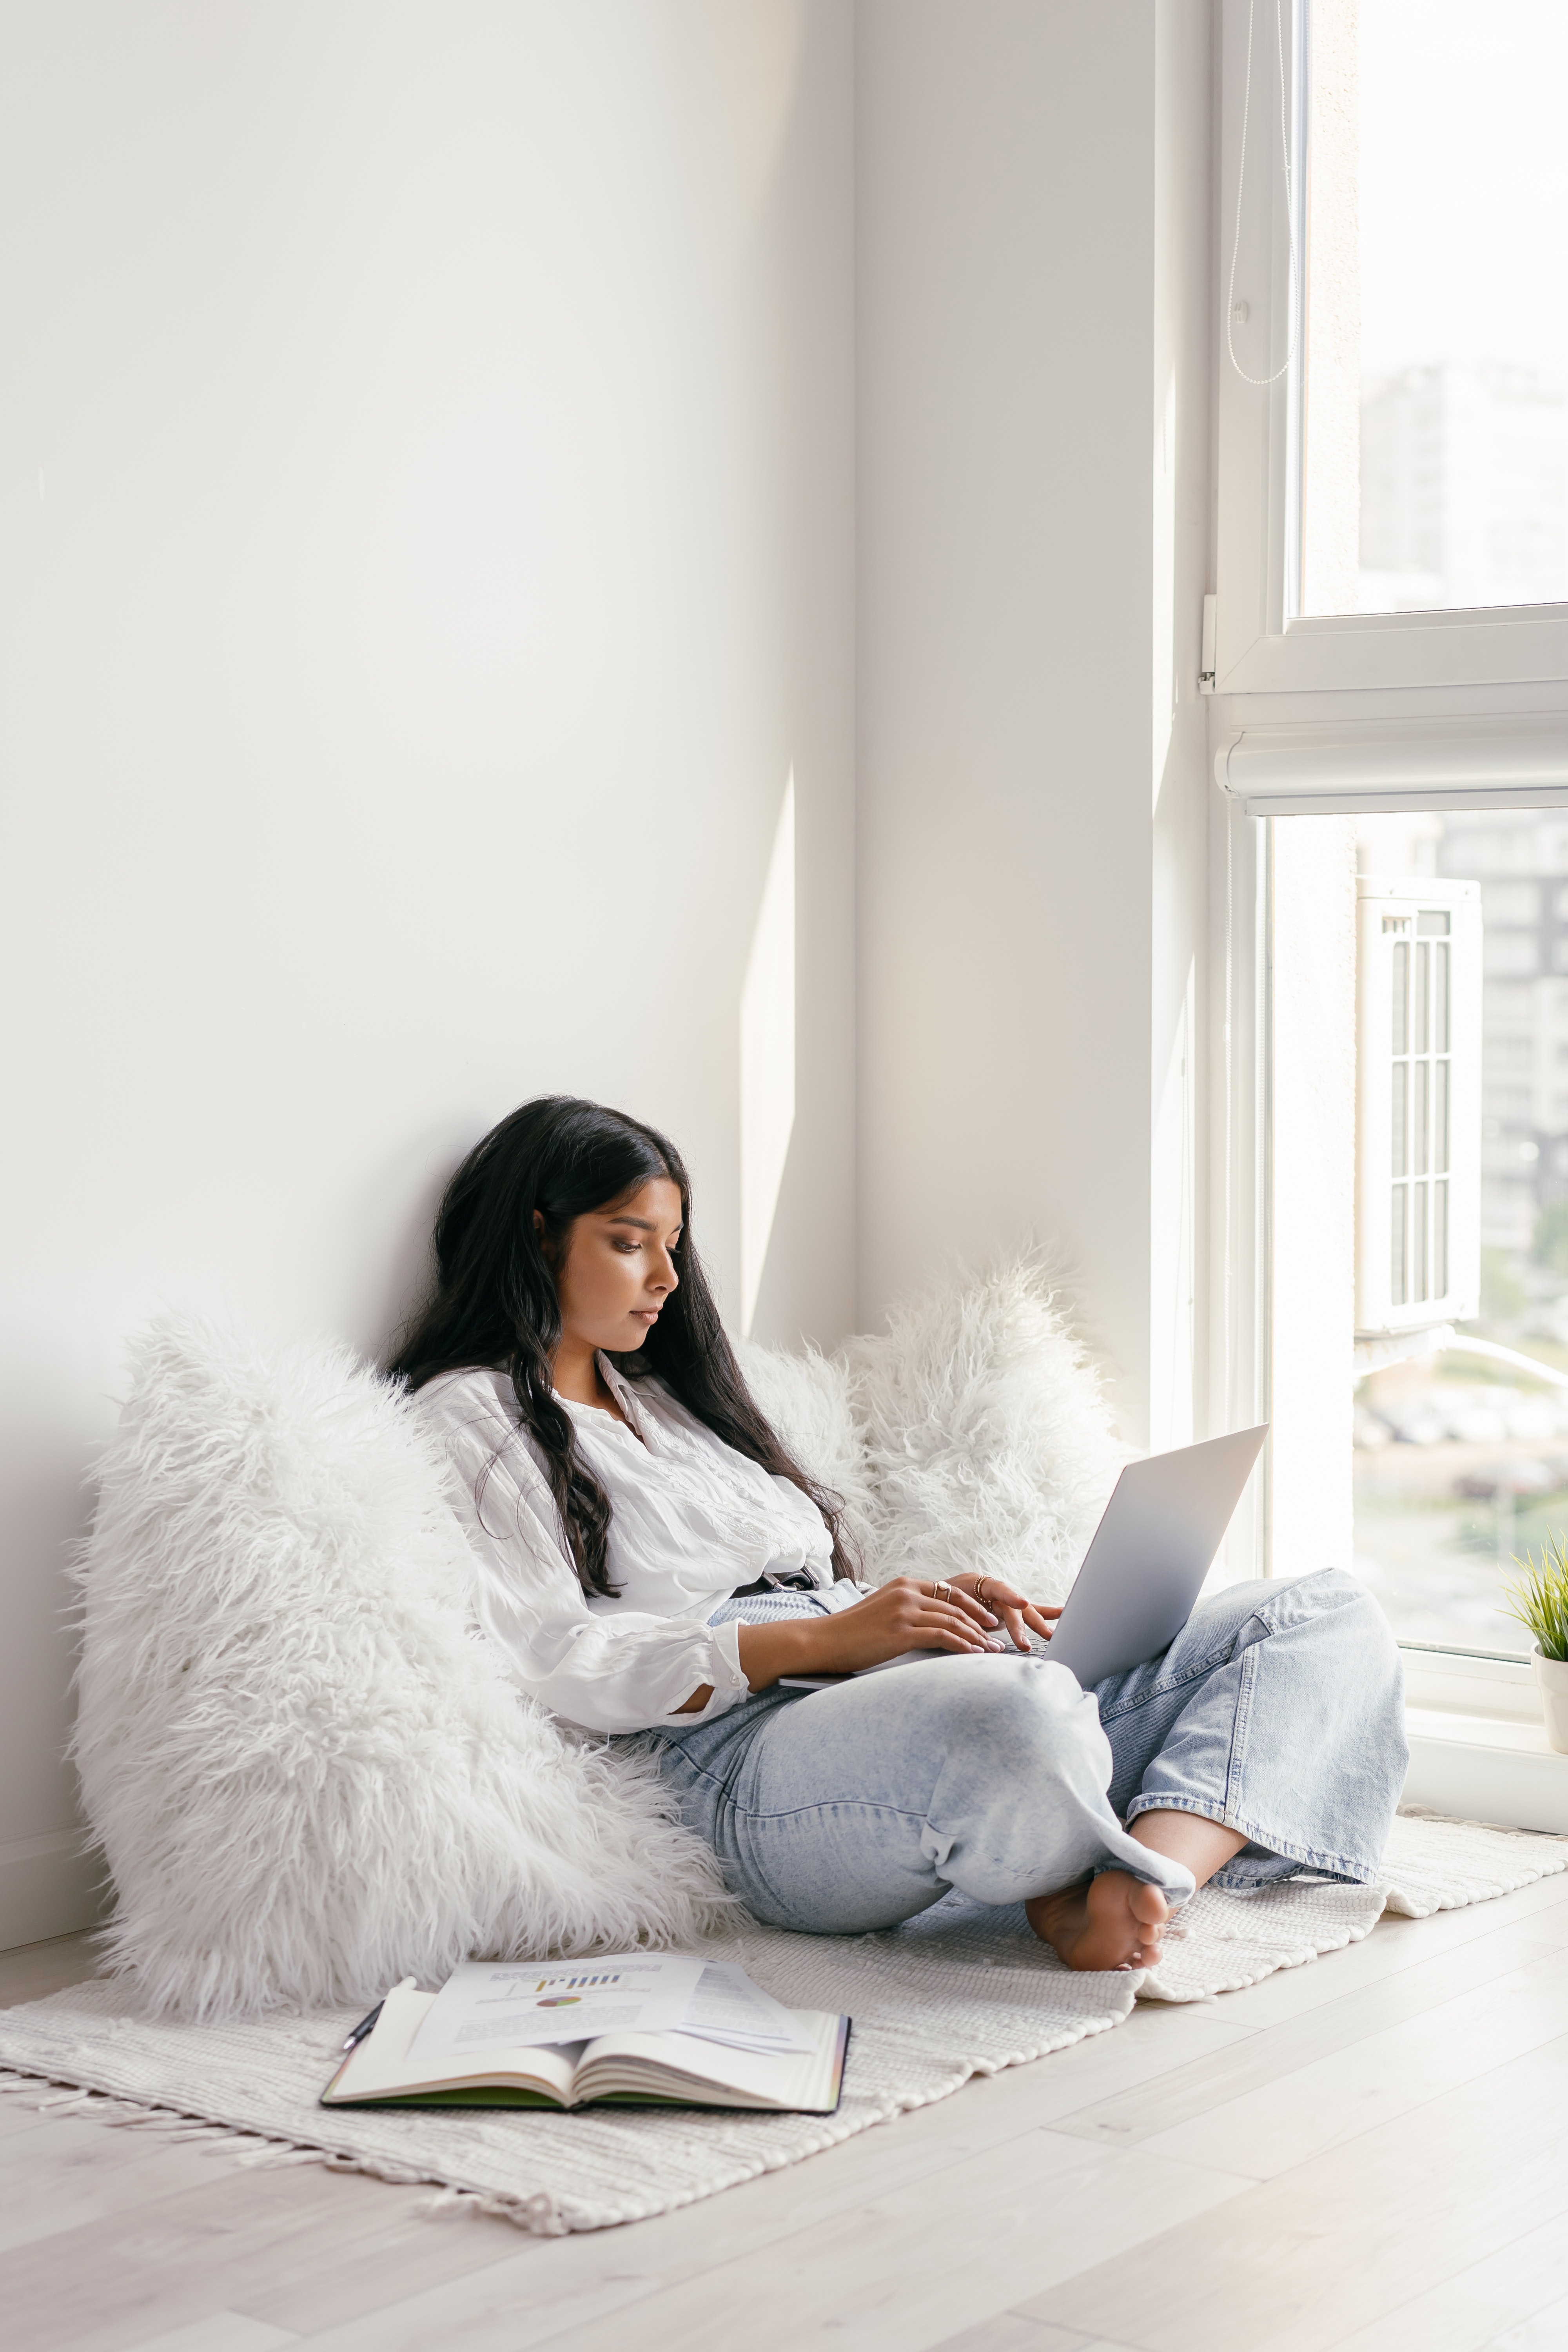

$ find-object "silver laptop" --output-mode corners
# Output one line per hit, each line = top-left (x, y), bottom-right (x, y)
(777, 1425), (1268, 1694)
(1044, 1425), (1269, 1687)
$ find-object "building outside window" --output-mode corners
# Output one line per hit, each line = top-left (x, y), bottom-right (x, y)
(1300, 0), (1568, 621)
(1350, 813), (1568, 1659)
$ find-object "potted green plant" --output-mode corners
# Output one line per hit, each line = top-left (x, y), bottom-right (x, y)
(1504, 1535), (1568, 1755)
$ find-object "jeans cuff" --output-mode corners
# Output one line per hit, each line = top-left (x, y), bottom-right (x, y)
(1123, 1793), (1241, 1835)
(1089, 1859), (1195, 1909)
(1124, 1791), (1384, 1886)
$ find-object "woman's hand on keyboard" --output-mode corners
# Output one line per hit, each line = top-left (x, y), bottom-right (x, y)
(948, 1573), (1061, 1655)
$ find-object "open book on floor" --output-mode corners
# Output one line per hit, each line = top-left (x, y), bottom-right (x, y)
(321, 1980), (850, 2113)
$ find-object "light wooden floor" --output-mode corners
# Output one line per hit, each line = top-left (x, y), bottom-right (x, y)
(5, 1872), (1568, 2352)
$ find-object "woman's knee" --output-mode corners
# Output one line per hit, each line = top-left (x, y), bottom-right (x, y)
(1334, 1573), (1404, 1689)
(1254, 1570), (1405, 1739)
(1274, 1566), (1399, 1653)
(924, 1656), (1107, 1782)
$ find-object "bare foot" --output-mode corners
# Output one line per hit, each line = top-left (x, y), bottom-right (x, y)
(1025, 1869), (1170, 1971)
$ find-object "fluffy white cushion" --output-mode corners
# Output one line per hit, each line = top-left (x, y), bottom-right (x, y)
(744, 1254), (1118, 1606)
(73, 1315), (732, 2021)
(846, 1252), (1120, 1604)
(734, 1338), (878, 1573)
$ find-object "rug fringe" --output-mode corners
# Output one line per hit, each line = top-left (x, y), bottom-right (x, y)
(420, 2182), (567, 2234)
(0, 2063), (567, 2231)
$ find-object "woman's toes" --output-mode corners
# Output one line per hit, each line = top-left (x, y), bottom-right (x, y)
(1030, 1871), (1180, 1973)
(1127, 1878), (1169, 1931)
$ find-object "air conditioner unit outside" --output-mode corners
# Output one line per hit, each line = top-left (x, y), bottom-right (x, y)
(1355, 875), (1483, 1339)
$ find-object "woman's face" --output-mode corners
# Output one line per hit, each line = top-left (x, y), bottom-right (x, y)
(543, 1176), (684, 1355)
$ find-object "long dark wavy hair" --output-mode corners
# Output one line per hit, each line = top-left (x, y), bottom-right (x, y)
(390, 1096), (855, 1598)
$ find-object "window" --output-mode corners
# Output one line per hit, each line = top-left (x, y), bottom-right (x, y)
(1269, 808), (1568, 1658)
(1301, 2), (1568, 619)
(1212, 0), (1568, 696)
(1212, 4), (1568, 1695)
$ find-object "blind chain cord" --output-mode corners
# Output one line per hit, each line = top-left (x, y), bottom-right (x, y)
(1227, 0), (1300, 388)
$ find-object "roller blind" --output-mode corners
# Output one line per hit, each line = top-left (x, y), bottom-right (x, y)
(1214, 712), (1568, 816)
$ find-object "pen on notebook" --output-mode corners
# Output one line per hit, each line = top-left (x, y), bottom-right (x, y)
(341, 2001), (384, 2051)
(340, 1977), (418, 2051)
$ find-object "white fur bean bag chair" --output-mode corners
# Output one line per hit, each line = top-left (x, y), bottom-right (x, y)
(73, 1318), (734, 2020)
(75, 1255), (1117, 2018)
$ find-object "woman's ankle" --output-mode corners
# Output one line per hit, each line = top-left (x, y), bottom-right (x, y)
(1128, 1807), (1247, 1891)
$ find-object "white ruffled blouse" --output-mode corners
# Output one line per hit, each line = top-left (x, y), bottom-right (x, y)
(415, 1355), (846, 1735)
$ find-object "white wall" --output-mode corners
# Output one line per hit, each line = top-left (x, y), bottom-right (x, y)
(0, 0), (855, 1947)
(855, 0), (1214, 1446)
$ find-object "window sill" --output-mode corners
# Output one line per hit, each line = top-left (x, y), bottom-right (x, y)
(1401, 1648), (1538, 1724)
(1404, 1703), (1568, 1835)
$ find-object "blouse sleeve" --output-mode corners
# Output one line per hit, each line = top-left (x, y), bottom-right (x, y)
(415, 1373), (752, 1736)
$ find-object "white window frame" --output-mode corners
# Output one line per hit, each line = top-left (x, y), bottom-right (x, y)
(1209, 4), (1568, 1782)
(1206, 800), (1272, 1592)
(1212, 0), (1568, 705)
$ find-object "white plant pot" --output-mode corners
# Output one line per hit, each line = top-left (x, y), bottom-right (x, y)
(1533, 1644), (1568, 1757)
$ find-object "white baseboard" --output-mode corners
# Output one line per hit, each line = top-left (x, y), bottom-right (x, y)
(1405, 1707), (1568, 1836)
(0, 1828), (107, 1952)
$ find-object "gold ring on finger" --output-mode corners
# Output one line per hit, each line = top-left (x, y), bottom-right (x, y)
(935, 1579), (951, 1603)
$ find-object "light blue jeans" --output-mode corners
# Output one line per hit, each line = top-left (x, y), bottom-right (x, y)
(634, 1569), (1408, 1930)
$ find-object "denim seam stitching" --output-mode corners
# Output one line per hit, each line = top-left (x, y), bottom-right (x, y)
(1224, 1632), (1258, 1819)
(724, 1798), (938, 1923)
(1094, 1644), (1239, 1720)
(731, 1800), (935, 1832)
(660, 1750), (744, 1802)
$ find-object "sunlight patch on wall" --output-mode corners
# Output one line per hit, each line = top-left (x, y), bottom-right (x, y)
(1151, 955), (1196, 1455)
(739, 773), (796, 1336)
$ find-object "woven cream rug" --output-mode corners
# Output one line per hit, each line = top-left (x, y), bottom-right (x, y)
(1, 1813), (1562, 2236)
